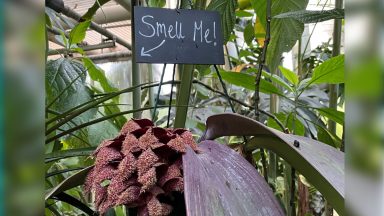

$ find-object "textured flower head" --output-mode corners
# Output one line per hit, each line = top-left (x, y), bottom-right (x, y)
(85, 118), (199, 216)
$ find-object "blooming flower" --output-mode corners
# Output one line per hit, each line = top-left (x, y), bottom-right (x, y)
(85, 118), (199, 216)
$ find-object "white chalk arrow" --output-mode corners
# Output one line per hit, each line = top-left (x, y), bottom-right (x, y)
(140, 40), (166, 57)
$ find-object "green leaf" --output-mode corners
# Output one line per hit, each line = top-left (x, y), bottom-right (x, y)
(309, 54), (344, 85)
(69, 20), (91, 46)
(243, 23), (255, 46)
(148, 0), (166, 7)
(279, 66), (299, 86)
(207, 0), (238, 43)
(46, 59), (96, 129)
(82, 57), (118, 93)
(251, 0), (309, 72)
(267, 112), (305, 135)
(250, 0), (267, 27)
(317, 125), (341, 148)
(274, 9), (344, 23)
(314, 107), (344, 125)
(268, 0), (308, 72)
(261, 70), (294, 92)
(82, 0), (111, 20)
(103, 103), (128, 129)
(72, 47), (85, 55)
(45, 13), (52, 28)
(236, 10), (254, 17)
(88, 112), (119, 145)
(286, 113), (305, 136)
(216, 70), (284, 96)
(267, 112), (286, 132)
(59, 31), (68, 49)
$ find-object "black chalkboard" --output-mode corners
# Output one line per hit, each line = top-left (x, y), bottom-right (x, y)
(134, 6), (225, 65)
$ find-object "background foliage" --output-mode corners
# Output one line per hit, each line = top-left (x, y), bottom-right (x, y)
(45, 0), (344, 215)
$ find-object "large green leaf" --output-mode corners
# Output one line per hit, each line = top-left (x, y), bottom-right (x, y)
(46, 58), (96, 140)
(103, 102), (128, 129)
(317, 125), (341, 148)
(279, 66), (299, 86)
(88, 112), (119, 145)
(268, 0), (308, 72)
(69, 20), (91, 46)
(309, 54), (344, 85)
(252, 0), (309, 72)
(216, 70), (284, 96)
(243, 22), (255, 46)
(82, 57), (117, 93)
(314, 107), (344, 125)
(274, 9), (344, 23)
(267, 112), (305, 136)
(207, 0), (238, 43)
(261, 70), (294, 92)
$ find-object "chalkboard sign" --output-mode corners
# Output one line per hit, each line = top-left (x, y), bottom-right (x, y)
(134, 6), (224, 65)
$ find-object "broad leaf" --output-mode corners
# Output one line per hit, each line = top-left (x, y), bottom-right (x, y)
(216, 70), (284, 96)
(82, 57), (118, 93)
(235, 10), (254, 17)
(261, 70), (294, 92)
(201, 113), (345, 215)
(267, 112), (305, 136)
(317, 125), (342, 148)
(243, 23), (255, 46)
(268, 0), (308, 72)
(252, 0), (309, 72)
(309, 54), (344, 85)
(69, 20), (91, 46)
(315, 107), (344, 125)
(183, 140), (284, 216)
(274, 9), (344, 23)
(103, 102), (128, 129)
(88, 112), (119, 145)
(279, 66), (299, 86)
(46, 58), (96, 139)
(207, 0), (238, 43)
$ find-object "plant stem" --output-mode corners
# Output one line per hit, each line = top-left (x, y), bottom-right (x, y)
(328, 0), (343, 135)
(152, 63), (167, 121)
(131, 0), (141, 119)
(255, 0), (271, 120)
(148, 64), (155, 118)
(213, 65), (236, 113)
(290, 168), (296, 216)
(174, 64), (194, 128)
(254, 0), (272, 183)
(167, 64), (177, 127)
